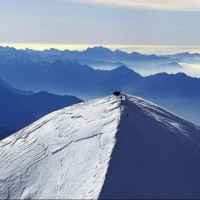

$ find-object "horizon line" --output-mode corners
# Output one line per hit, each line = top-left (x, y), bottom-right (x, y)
(1, 43), (200, 55)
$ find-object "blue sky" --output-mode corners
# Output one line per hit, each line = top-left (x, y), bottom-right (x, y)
(0, 0), (200, 46)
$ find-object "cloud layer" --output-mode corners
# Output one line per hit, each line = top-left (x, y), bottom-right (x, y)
(66, 0), (200, 11)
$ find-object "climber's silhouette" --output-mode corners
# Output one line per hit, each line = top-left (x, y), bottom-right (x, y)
(120, 95), (123, 104)
(113, 91), (125, 106)
(113, 91), (121, 96)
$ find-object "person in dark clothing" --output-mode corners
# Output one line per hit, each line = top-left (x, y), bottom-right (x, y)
(120, 95), (123, 104)
(113, 91), (121, 96)
(127, 113), (129, 117)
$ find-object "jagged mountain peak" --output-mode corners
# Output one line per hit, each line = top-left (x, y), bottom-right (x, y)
(1, 95), (200, 199)
(114, 65), (133, 72)
(85, 46), (112, 52)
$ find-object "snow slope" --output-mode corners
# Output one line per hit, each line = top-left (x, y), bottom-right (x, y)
(1, 95), (200, 199)
(0, 97), (121, 199)
(100, 96), (200, 199)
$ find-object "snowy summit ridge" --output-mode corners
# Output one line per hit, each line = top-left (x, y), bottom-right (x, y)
(1, 95), (200, 199)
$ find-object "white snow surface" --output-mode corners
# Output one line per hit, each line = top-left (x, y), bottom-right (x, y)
(1, 95), (200, 199)
(0, 96), (121, 199)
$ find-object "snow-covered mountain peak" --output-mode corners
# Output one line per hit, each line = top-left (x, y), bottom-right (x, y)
(1, 95), (200, 199)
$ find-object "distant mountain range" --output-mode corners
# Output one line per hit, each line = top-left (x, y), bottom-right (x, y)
(0, 80), (83, 139)
(0, 46), (169, 63)
(168, 52), (200, 64)
(0, 56), (199, 124)
(0, 57), (199, 98)
(1, 46), (200, 69)
(0, 46), (199, 125)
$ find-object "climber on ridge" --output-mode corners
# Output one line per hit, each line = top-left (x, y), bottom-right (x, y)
(113, 91), (121, 96)
(113, 91), (125, 105)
